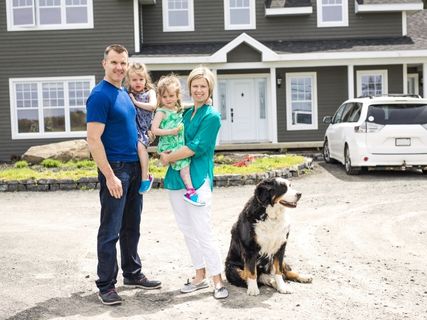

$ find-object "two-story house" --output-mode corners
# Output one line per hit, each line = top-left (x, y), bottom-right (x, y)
(0, 0), (426, 161)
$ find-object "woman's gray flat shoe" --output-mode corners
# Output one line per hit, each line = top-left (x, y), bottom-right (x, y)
(180, 279), (209, 293)
(213, 287), (229, 299)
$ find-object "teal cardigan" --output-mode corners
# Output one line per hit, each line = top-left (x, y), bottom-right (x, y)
(163, 104), (221, 191)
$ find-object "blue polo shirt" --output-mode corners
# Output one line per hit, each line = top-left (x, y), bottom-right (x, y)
(86, 80), (138, 162)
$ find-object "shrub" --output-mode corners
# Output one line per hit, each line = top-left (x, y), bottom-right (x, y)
(14, 160), (29, 169)
(75, 160), (96, 169)
(41, 159), (62, 168)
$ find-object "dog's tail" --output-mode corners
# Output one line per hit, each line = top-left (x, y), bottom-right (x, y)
(225, 263), (247, 288)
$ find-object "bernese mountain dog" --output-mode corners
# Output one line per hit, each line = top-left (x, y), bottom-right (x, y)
(225, 177), (312, 295)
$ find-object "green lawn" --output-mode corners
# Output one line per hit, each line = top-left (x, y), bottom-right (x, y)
(0, 154), (306, 182)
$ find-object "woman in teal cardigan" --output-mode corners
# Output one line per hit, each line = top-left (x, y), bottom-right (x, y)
(159, 66), (228, 300)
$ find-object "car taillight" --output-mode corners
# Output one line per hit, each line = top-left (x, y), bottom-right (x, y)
(354, 121), (384, 133)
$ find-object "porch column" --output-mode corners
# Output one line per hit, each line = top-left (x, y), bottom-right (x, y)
(270, 68), (278, 143)
(403, 63), (408, 94)
(211, 68), (220, 146)
(133, 0), (140, 52)
(348, 65), (354, 99)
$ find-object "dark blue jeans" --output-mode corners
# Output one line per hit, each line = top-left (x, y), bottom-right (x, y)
(96, 161), (143, 293)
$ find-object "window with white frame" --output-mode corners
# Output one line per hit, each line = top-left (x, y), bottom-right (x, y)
(224, 0), (256, 30)
(9, 76), (95, 139)
(162, 0), (194, 32)
(177, 76), (193, 106)
(6, 0), (93, 31)
(286, 73), (318, 131)
(317, 0), (348, 27)
(356, 70), (388, 97)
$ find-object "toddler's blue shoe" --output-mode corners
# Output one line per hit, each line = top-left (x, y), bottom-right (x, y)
(183, 191), (205, 207)
(139, 175), (153, 194)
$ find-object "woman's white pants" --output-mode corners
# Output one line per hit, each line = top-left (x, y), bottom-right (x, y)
(168, 179), (223, 276)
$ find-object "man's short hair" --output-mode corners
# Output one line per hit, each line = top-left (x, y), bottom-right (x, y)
(104, 44), (128, 59)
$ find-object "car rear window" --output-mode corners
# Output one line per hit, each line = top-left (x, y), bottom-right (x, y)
(367, 104), (427, 125)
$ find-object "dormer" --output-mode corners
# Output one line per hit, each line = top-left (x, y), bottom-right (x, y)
(355, 0), (424, 13)
(265, 0), (313, 16)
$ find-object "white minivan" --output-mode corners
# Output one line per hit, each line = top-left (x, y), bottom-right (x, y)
(322, 95), (427, 175)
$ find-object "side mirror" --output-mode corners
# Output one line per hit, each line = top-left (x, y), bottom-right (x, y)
(323, 116), (332, 124)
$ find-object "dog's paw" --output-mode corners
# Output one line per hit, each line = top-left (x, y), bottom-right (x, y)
(247, 279), (260, 296)
(275, 275), (292, 294)
(298, 275), (313, 283)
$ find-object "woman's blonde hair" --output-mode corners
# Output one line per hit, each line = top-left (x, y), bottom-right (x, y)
(124, 62), (154, 92)
(187, 66), (215, 100)
(156, 74), (183, 112)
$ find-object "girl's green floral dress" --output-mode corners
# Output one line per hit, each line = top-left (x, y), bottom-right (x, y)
(156, 107), (190, 171)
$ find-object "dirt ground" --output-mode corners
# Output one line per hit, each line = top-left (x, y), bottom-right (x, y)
(0, 162), (426, 320)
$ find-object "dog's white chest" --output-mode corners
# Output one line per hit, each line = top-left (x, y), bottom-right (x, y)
(254, 206), (290, 257)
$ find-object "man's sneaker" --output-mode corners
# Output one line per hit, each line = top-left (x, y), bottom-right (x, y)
(123, 275), (161, 290)
(98, 289), (122, 305)
(139, 174), (154, 194)
(183, 191), (206, 207)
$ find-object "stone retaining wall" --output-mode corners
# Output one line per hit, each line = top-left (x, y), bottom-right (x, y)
(0, 160), (312, 192)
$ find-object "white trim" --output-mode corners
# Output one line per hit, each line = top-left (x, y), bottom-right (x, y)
(355, 2), (424, 13)
(131, 49), (427, 66)
(9, 75), (95, 140)
(403, 64), (408, 94)
(224, 0), (256, 30)
(210, 33), (278, 62)
(162, 0), (194, 32)
(285, 72), (318, 131)
(265, 6), (313, 16)
(356, 69), (388, 97)
(402, 11), (407, 36)
(348, 64), (354, 99)
(134, 0), (140, 52)
(424, 63), (427, 99)
(6, 0), (94, 31)
(270, 68), (278, 143)
(316, 0), (349, 28)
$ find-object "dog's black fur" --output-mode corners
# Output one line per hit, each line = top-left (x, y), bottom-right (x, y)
(225, 177), (312, 295)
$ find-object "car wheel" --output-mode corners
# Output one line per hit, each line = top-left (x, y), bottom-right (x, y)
(322, 140), (336, 163)
(344, 146), (361, 175)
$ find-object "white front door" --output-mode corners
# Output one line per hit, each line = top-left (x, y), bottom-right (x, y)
(218, 76), (269, 143)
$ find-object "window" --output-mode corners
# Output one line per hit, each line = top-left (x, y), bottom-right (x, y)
(177, 76), (193, 106)
(9, 76), (95, 139)
(317, 0), (348, 27)
(6, 0), (93, 31)
(162, 0), (194, 32)
(286, 72), (318, 131)
(407, 74), (419, 95)
(224, 0), (256, 30)
(357, 70), (388, 97)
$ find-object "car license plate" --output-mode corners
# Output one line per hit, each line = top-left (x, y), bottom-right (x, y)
(395, 138), (411, 146)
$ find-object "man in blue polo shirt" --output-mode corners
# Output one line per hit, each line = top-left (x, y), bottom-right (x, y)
(86, 44), (161, 306)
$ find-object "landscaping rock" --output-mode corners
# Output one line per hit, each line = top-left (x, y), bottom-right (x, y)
(21, 139), (90, 164)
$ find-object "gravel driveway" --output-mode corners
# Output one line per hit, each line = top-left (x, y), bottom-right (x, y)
(0, 162), (426, 320)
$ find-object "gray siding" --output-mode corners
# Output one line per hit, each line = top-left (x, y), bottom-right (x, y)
(141, 0), (402, 45)
(277, 66), (348, 142)
(0, 0), (134, 161)
(227, 43), (262, 62)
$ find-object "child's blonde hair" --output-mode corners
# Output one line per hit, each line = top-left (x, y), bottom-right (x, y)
(156, 74), (183, 112)
(125, 62), (154, 92)
(187, 66), (215, 100)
